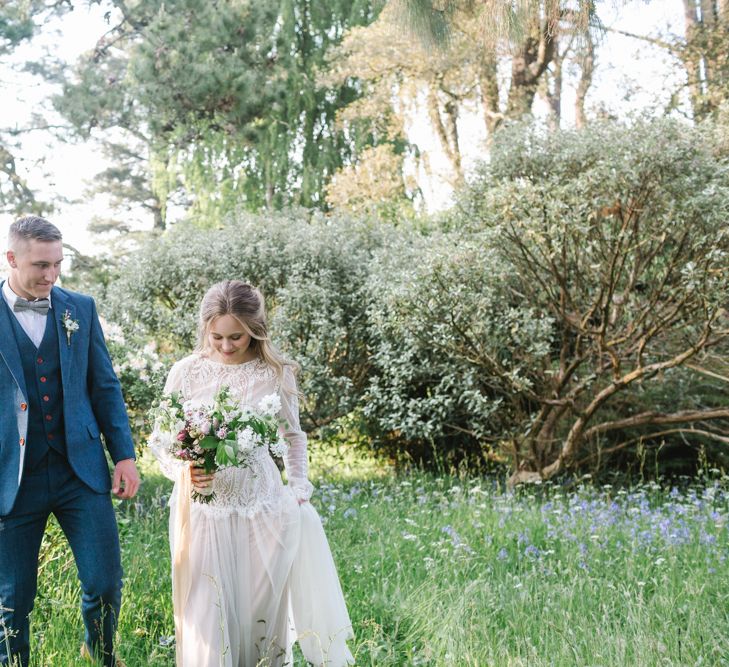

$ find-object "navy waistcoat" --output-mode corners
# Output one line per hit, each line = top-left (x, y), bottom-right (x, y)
(6, 307), (67, 469)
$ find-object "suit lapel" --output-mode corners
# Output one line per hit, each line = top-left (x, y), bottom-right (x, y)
(0, 280), (28, 401)
(52, 287), (73, 390)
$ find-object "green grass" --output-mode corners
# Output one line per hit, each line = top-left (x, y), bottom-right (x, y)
(22, 449), (729, 666)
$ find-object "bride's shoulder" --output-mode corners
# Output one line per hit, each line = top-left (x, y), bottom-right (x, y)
(172, 352), (201, 370)
(167, 352), (204, 378)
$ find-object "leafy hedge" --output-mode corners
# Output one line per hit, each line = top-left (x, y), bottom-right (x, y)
(100, 119), (729, 476)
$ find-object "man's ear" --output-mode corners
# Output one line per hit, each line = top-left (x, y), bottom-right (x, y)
(6, 250), (16, 268)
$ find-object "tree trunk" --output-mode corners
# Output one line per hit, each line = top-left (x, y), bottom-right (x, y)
(427, 82), (464, 184)
(478, 51), (503, 138)
(540, 37), (563, 131)
(720, 0), (729, 21)
(152, 199), (167, 232)
(506, 18), (556, 119)
(682, 0), (707, 118)
(575, 30), (594, 129)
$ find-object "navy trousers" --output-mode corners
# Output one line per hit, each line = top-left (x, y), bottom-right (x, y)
(0, 450), (123, 666)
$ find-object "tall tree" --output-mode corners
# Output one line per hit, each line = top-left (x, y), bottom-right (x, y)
(55, 44), (178, 230)
(679, 0), (729, 118)
(57, 0), (383, 228)
(0, 0), (70, 215)
(607, 1), (729, 120)
(393, 0), (597, 122)
(325, 1), (599, 194)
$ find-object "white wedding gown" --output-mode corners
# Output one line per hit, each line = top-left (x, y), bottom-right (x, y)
(149, 353), (354, 667)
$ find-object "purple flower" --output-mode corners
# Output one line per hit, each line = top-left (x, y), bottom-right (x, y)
(524, 545), (540, 559)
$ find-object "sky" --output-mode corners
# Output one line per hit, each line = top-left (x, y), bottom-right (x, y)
(0, 0), (688, 258)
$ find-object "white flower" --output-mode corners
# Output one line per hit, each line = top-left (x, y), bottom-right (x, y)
(128, 356), (146, 371)
(269, 437), (288, 458)
(149, 429), (174, 450)
(99, 318), (125, 343)
(237, 426), (261, 454)
(257, 393), (282, 417)
(182, 400), (198, 415)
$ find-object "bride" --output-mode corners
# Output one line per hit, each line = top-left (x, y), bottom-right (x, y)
(149, 280), (354, 667)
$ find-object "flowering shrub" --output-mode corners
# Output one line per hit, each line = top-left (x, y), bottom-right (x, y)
(101, 317), (169, 436)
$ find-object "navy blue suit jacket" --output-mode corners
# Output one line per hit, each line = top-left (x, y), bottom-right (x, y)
(0, 282), (135, 515)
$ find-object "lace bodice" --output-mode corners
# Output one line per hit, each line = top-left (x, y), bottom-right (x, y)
(149, 353), (314, 509)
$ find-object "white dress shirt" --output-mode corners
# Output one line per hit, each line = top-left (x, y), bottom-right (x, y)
(2, 280), (52, 348)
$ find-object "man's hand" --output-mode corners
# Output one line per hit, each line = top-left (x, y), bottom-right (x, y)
(112, 459), (140, 499)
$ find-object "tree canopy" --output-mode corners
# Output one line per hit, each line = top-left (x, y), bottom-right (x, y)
(55, 0), (384, 229)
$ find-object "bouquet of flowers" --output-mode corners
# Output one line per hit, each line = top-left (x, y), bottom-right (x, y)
(149, 386), (289, 503)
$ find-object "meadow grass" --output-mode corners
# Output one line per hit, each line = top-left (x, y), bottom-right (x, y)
(24, 448), (729, 666)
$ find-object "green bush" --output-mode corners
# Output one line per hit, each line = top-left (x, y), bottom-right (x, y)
(363, 231), (552, 465)
(102, 211), (387, 434)
(456, 119), (728, 477)
(100, 318), (170, 439)
(98, 119), (729, 478)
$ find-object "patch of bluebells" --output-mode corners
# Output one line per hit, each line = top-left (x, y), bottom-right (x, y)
(308, 473), (729, 579)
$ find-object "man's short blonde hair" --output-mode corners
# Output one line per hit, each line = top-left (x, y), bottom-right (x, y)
(8, 216), (62, 249)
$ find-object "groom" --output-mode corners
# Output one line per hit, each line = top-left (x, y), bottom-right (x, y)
(0, 216), (139, 667)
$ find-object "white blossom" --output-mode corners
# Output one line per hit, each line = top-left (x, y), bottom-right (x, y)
(269, 437), (288, 458)
(237, 426), (262, 455)
(257, 393), (282, 417)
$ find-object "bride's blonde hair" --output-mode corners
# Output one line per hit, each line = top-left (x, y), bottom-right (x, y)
(196, 280), (297, 385)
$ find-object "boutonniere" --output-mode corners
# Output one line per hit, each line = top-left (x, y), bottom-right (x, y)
(62, 309), (79, 346)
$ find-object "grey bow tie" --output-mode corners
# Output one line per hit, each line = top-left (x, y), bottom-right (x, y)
(13, 297), (50, 315)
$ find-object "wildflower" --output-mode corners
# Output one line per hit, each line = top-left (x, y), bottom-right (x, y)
(524, 544), (540, 559)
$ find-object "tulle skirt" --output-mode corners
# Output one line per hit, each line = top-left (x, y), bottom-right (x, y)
(169, 484), (354, 667)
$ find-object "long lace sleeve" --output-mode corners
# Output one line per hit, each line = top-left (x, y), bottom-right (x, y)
(147, 359), (188, 481)
(280, 366), (314, 502)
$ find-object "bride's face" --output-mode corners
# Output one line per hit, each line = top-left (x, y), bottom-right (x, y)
(207, 314), (256, 365)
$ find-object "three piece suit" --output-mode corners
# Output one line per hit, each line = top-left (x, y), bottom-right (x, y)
(0, 280), (135, 667)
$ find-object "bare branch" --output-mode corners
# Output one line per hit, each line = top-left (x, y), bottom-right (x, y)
(583, 407), (729, 440)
